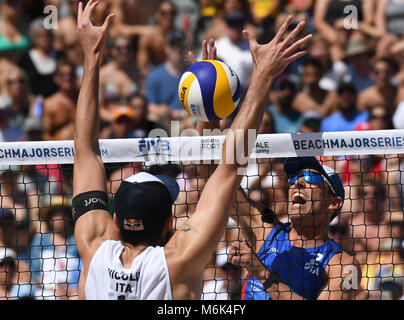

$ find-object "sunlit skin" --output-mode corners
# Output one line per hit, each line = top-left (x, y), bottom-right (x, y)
(287, 170), (342, 244)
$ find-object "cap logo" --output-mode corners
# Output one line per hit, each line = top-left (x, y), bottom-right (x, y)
(123, 219), (144, 231)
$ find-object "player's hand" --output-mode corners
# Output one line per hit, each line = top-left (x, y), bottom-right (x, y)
(187, 38), (217, 64)
(244, 15), (312, 80)
(77, 0), (115, 57)
(228, 239), (256, 267)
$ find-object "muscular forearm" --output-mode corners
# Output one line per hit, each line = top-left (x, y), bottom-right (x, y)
(222, 71), (273, 166)
(75, 56), (101, 155)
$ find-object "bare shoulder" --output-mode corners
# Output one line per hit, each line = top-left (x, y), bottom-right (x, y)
(327, 250), (361, 279)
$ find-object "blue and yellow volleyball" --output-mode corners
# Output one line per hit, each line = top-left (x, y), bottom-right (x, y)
(178, 60), (241, 122)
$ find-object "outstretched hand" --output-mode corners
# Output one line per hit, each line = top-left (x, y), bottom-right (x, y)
(77, 0), (115, 57)
(244, 15), (312, 80)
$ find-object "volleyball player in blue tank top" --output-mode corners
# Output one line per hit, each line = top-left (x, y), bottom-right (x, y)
(229, 157), (362, 300)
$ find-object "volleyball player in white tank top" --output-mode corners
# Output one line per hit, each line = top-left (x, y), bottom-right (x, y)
(73, 1), (311, 300)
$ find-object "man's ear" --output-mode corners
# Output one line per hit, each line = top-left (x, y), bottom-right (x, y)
(328, 196), (343, 212)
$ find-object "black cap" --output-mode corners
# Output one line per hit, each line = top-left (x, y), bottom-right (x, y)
(225, 10), (246, 28)
(337, 82), (357, 95)
(114, 172), (179, 233)
(167, 30), (186, 49)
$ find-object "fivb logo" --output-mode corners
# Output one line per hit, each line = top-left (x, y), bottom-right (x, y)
(137, 138), (171, 158)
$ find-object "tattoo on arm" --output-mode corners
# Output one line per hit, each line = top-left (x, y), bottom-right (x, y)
(180, 223), (198, 233)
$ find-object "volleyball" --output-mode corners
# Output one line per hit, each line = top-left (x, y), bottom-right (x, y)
(178, 60), (241, 122)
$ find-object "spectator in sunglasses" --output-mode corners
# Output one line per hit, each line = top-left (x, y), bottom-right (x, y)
(355, 105), (393, 131)
(42, 59), (78, 141)
(357, 57), (399, 114)
(137, 1), (178, 76)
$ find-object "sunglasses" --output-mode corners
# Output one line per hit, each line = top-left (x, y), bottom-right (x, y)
(374, 69), (392, 76)
(7, 79), (25, 86)
(160, 10), (175, 17)
(288, 171), (336, 195)
(370, 114), (388, 121)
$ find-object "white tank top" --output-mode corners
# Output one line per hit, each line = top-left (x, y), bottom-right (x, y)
(85, 240), (173, 300)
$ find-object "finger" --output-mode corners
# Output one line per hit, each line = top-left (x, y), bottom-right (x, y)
(283, 34), (312, 57)
(210, 46), (217, 60)
(279, 20), (306, 51)
(202, 40), (208, 60)
(83, 0), (99, 21)
(102, 13), (115, 32)
(286, 50), (308, 64)
(208, 39), (216, 60)
(187, 51), (197, 64)
(242, 238), (251, 249)
(273, 15), (294, 44)
(78, 2), (83, 23)
(243, 30), (258, 55)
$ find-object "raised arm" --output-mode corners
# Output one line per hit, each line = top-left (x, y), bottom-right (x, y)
(72, 1), (118, 265)
(165, 16), (312, 298)
(193, 40), (277, 244)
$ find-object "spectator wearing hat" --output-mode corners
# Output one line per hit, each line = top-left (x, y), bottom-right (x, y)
(342, 36), (376, 92)
(22, 116), (44, 142)
(321, 82), (369, 132)
(300, 110), (322, 133)
(100, 105), (136, 139)
(267, 75), (302, 133)
(145, 29), (189, 128)
(357, 57), (399, 115)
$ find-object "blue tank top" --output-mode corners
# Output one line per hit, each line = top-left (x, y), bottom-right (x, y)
(242, 222), (343, 300)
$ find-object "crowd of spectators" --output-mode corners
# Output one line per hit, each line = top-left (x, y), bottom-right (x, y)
(1, 0), (404, 300)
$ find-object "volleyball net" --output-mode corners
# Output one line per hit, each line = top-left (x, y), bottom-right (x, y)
(1, 129), (404, 300)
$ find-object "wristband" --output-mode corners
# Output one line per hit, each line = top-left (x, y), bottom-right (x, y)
(261, 207), (275, 224)
(262, 271), (280, 291)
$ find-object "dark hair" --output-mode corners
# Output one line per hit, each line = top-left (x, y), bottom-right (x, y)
(56, 58), (76, 73)
(303, 57), (323, 73)
(337, 82), (357, 95)
(40, 205), (74, 231)
(376, 57), (399, 74)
